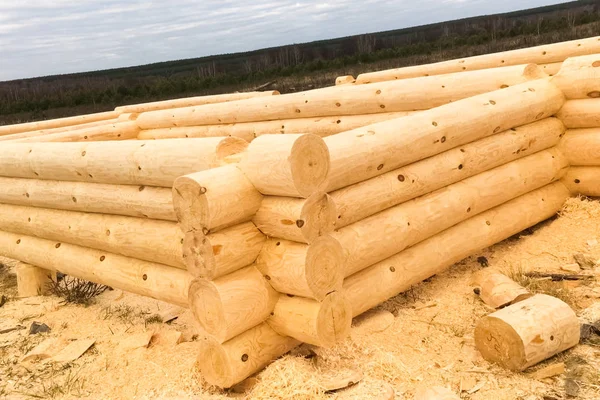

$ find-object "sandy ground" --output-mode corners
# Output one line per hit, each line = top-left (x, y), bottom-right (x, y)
(1, 196), (599, 400)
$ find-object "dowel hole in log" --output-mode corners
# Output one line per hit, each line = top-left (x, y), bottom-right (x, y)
(501, 60), (505, 63)
(33, 172), (39, 176)
(336, 120), (341, 124)
(265, 275), (271, 281)
(142, 274), (148, 281)
(542, 51), (547, 55)
(72, 197), (77, 203)
(460, 149), (465, 153)
(199, 187), (207, 195)
(28, 218), (31, 222)
(305, 100), (308, 103)
(489, 100), (496, 105)
(390, 266), (396, 272)
(486, 221), (491, 226)
(500, 85), (509, 89)
(338, 215), (342, 219)
(592, 61), (600, 67)
(295, 109), (301, 113)
(241, 354), (249, 362)
(587, 91), (600, 98)
(335, 102), (341, 107)
(84, 136), (88, 139)
(180, 238), (184, 244)
(138, 166), (142, 171)
(55, 243), (61, 248)
(81, 151), (86, 156)
(462, 67), (466, 70)
(432, 121), (438, 126)
(550, 335), (554, 341)
(380, 104), (386, 109)
(441, 85), (445, 88)
(376, 90), (381, 95)
(511, 128), (517, 132)
(296, 220), (305, 228)
(276, 242), (281, 246)
(202, 228), (209, 235)
(76, 171), (82, 176)
(467, 207), (471, 213)
(138, 186), (145, 192)
(287, 294), (295, 298)
(407, 222), (411, 226)
(377, 164), (384, 171)
(458, 164), (463, 170)
(493, 126), (501, 133)
(528, 88), (536, 92)
(440, 136), (446, 143)
(88, 174), (93, 178)
(575, 179), (581, 184)
(16, 239), (21, 244)
(25, 193), (30, 198)
(100, 256), (105, 261)
(397, 174), (405, 182)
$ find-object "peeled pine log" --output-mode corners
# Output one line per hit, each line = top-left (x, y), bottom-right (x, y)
(137, 111), (415, 141)
(0, 231), (191, 306)
(0, 203), (184, 268)
(325, 79), (565, 192)
(188, 266), (279, 343)
(16, 262), (56, 297)
(252, 192), (336, 244)
(256, 236), (344, 300)
(0, 118), (120, 142)
(344, 182), (570, 317)
(541, 62), (562, 76)
(0, 110), (118, 136)
(336, 148), (568, 277)
(239, 134), (329, 197)
(562, 166), (600, 196)
(197, 322), (300, 388)
(267, 291), (352, 347)
(335, 75), (355, 85)
(183, 222), (266, 279)
(117, 113), (138, 121)
(136, 64), (546, 129)
(116, 90), (279, 113)
(559, 129), (600, 165)
(551, 54), (600, 99)
(7, 121), (139, 143)
(331, 118), (565, 228)
(557, 99), (600, 128)
(475, 294), (579, 371)
(471, 271), (532, 309)
(0, 176), (175, 221)
(173, 165), (263, 233)
(0, 137), (247, 187)
(354, 36), (600, 83)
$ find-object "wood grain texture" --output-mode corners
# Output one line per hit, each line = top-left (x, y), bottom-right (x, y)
(7, 121), (139, 143)
(562, 166), (600, 196)
(557, 99), (600, 128)
(559, 128), (600, 165)
(551, 54), (600, 99)
(0, 118), (120, 142)
(0, 110), (119, 136)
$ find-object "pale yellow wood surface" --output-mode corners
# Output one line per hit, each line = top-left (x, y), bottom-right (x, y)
(562, 166), (600, 196)
(559, 128), (600, 165)
(0, 110), (119, 136)
(0, 118), (120, 142)
(7, 121), (139, 143)
(16, 262), (56, 297)
(557, 99), (600, 128)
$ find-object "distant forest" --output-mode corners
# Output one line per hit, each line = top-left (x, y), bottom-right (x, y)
(2, 0), (600, 124)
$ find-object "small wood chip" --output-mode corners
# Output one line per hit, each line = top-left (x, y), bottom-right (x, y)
(21, 338), (64, 362)
(319, 369), (363, 391)
(573, 253), (596, 269)
(460, 376), (478, 392)
(150, 330), (183, 347)
(157, 306), (184, 323)
(467, 381), (486, 394)
(586, 239), (598, 247)
(120, 331), (154, 351)
(49, 339), (95, 363)
(530, 363), (565, 380)
(561, 263), (581, 273)
(351, 309), (394, 337)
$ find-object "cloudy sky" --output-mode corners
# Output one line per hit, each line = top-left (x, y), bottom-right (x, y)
(0, 0), (567, 81)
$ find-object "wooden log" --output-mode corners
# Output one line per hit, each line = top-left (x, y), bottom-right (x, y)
(557, 99), (600, 128)
(188, 266), (279, 343)
(0, 203), (184, 268)
(255, 236), (344, 300)
(137, 112), (416, 141)
(559, 128), (600, 165)
(0, 231), (191, 306)
(173, 165), (263, 233)
(354, 36), (600, 83)
(414, 386), (460, 400)
(551, 54), (600, 99)
(117, 113), (138, 121)
(0, 137), (247, 187)
(335, 148), (568, 277)
(7, 121), (139, 143)
(136, 64), (546, 129)
(332, 118), (564, 228)
(0, 118), (120, 142)
(183, 222), (266, 279)
(475, 294), (580, 371)
(252, 192), (336, 244)
(324, 79), (564, 192)
(239, 134), (329, 197)
(116, 91), (279, 113)
(0, 110), (119, 136)
(335, 75), (355, 85)
(196, 322), (300, 388)
(562, 166), (600, 196)
(0, 177), (175, 221)
(541, 62), (563, 77)
(267, 291), (352, 347)
(16, 262), (56, 297)
(344, 182), (570, 317)
(471, 271), (533, 309)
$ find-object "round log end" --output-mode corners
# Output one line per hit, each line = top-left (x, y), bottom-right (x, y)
(523, 63), (547, 80)
(182, 231), (213, 278)
(299, 192), (337, 242)
(316, 291), (352, 347)
(196, 335), (234, 388)
(306, 235), (344, 300)
(474, 315), (526, 371)
(216, 137), (248, 160)
(172, 175), (209, 232)
(290, 134), (330, 197)
(188, 278), (227, 343)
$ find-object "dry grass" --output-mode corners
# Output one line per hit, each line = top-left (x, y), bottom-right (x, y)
(508, 265), (578, 308)
(46, 276), (108, 306)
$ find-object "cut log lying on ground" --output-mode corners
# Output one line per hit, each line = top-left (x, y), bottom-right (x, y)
(335, 148), (568, 277)
(0, 118), (121, 142)
(197, 322), (300, 388)
(551, 54), (600, 99)
(471, 271), (533, 309)
(324, 79), (565, 192)
(0, 177), (175, 221)
(188, 266), (279, 343)
(0, 137), (248, 187)
(252, 192), (336, 244)
(559, 128), (600, 165)
(255, 236), (344, 300)
(0, 231), (191, 306)
(557, 99), (600, 128)
(239, 134), (330, 197)
(16, 262), (56, 297)
(331, 117), (565, 228)
(344, 182), (570, 317)
(116, 90), (279, 113)
(0, 203), (184, 268)
(136, 64), (546, 129)
(0, 110), (119, 136)
(267, 291), (352, 347)
(137, 111), (416, 141)
(354, 36), (600, 83)
(183, 222), (266, 279)
(6, 121), (139, 143)
(562, 166), (600, 196)
(475, 294), (580, 371)
(335, 75), (355, 85)
(173, 165), (263, 234)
